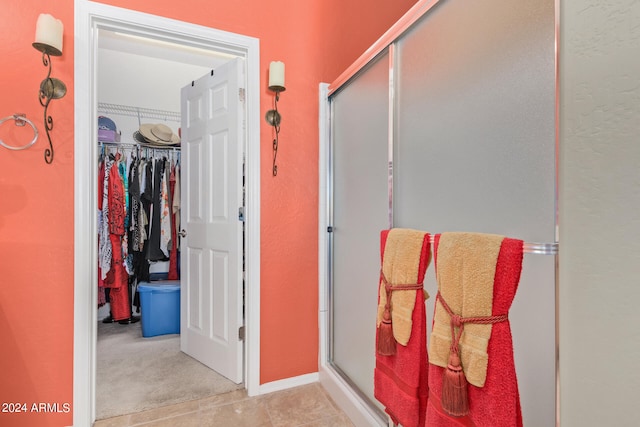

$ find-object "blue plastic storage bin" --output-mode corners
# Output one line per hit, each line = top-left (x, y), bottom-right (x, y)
(138, 281), (181, 337)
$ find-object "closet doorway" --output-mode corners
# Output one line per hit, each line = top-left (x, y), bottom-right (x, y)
(74, 3), (261, 426)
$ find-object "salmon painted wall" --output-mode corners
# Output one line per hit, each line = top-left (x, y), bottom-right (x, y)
(0, 0), (75, 426)
(0, 0), (416, 425)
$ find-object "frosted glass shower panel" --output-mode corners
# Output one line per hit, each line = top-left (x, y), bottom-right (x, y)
(330, 52), (390, 411)
(394, 1), (556, 426)
(395, 0), (556, 237)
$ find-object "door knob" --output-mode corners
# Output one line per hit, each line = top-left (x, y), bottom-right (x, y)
(179, 229), (187, 238)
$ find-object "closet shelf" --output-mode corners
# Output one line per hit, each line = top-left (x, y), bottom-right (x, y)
(98, 102), (181, 122)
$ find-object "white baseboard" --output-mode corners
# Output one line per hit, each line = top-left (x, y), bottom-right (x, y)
(258, 372), (320, 395)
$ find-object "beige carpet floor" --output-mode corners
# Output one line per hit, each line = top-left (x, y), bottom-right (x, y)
(96, 320), (243, 420)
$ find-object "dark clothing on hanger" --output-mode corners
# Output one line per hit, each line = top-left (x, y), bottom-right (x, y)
(148, 158), (168, 261)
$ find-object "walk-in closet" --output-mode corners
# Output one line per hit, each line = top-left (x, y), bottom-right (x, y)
(94, 27), (243, 420)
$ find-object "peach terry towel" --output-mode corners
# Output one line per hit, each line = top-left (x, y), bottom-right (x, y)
(428, 232), (503, 387)
(374, 228), (431, 427)
(377, 228), (431, 345)
(426, 233), (524, 427)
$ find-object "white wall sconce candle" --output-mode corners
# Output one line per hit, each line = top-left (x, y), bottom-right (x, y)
(265, 61), (286, 176)
(32, 13), (66, 164)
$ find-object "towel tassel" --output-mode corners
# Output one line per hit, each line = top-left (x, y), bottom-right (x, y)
(377, 272), (424, 356)
(441, 315), (469, 416)
(442, 352), (469, 416)
(377, 300), (397, 356)
(437, 292), (508, 417)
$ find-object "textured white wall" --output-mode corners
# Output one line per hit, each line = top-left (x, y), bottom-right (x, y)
(98, 49), (213, 113)
(559, 1), (640, 426)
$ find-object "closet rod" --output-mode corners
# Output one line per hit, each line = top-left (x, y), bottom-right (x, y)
(427, 235), (558, 255)
(97, 102), (181, 122)
(98, 141), (180, 152)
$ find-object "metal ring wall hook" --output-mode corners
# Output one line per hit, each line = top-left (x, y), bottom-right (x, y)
(0, 114), (39, 151)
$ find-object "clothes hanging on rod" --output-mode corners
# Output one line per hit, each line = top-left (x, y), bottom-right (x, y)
(97, 142), (181, 318)
(98, 150), (132, 322)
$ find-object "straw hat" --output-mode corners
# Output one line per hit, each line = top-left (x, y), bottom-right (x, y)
(137, 123), (180, 145)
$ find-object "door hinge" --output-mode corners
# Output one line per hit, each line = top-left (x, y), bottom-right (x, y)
(238, 206), (245, 222)
(239, 88), (246, 102)
(238, 326), (245, 341)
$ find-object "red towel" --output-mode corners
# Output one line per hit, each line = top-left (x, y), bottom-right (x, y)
(426, 234), (524, 427)
(374, 229), (430, 427)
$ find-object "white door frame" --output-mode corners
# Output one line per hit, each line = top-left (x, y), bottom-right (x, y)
(73, 2), (261, 425)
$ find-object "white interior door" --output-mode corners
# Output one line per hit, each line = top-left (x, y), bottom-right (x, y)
(180, 58), (244, 384)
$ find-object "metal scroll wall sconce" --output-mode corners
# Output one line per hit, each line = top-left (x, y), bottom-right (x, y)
(265, 61), (285, 176)
(32, 13), (66, 164)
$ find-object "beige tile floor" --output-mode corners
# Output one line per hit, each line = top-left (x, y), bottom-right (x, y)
(93, 383), (354, 427)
